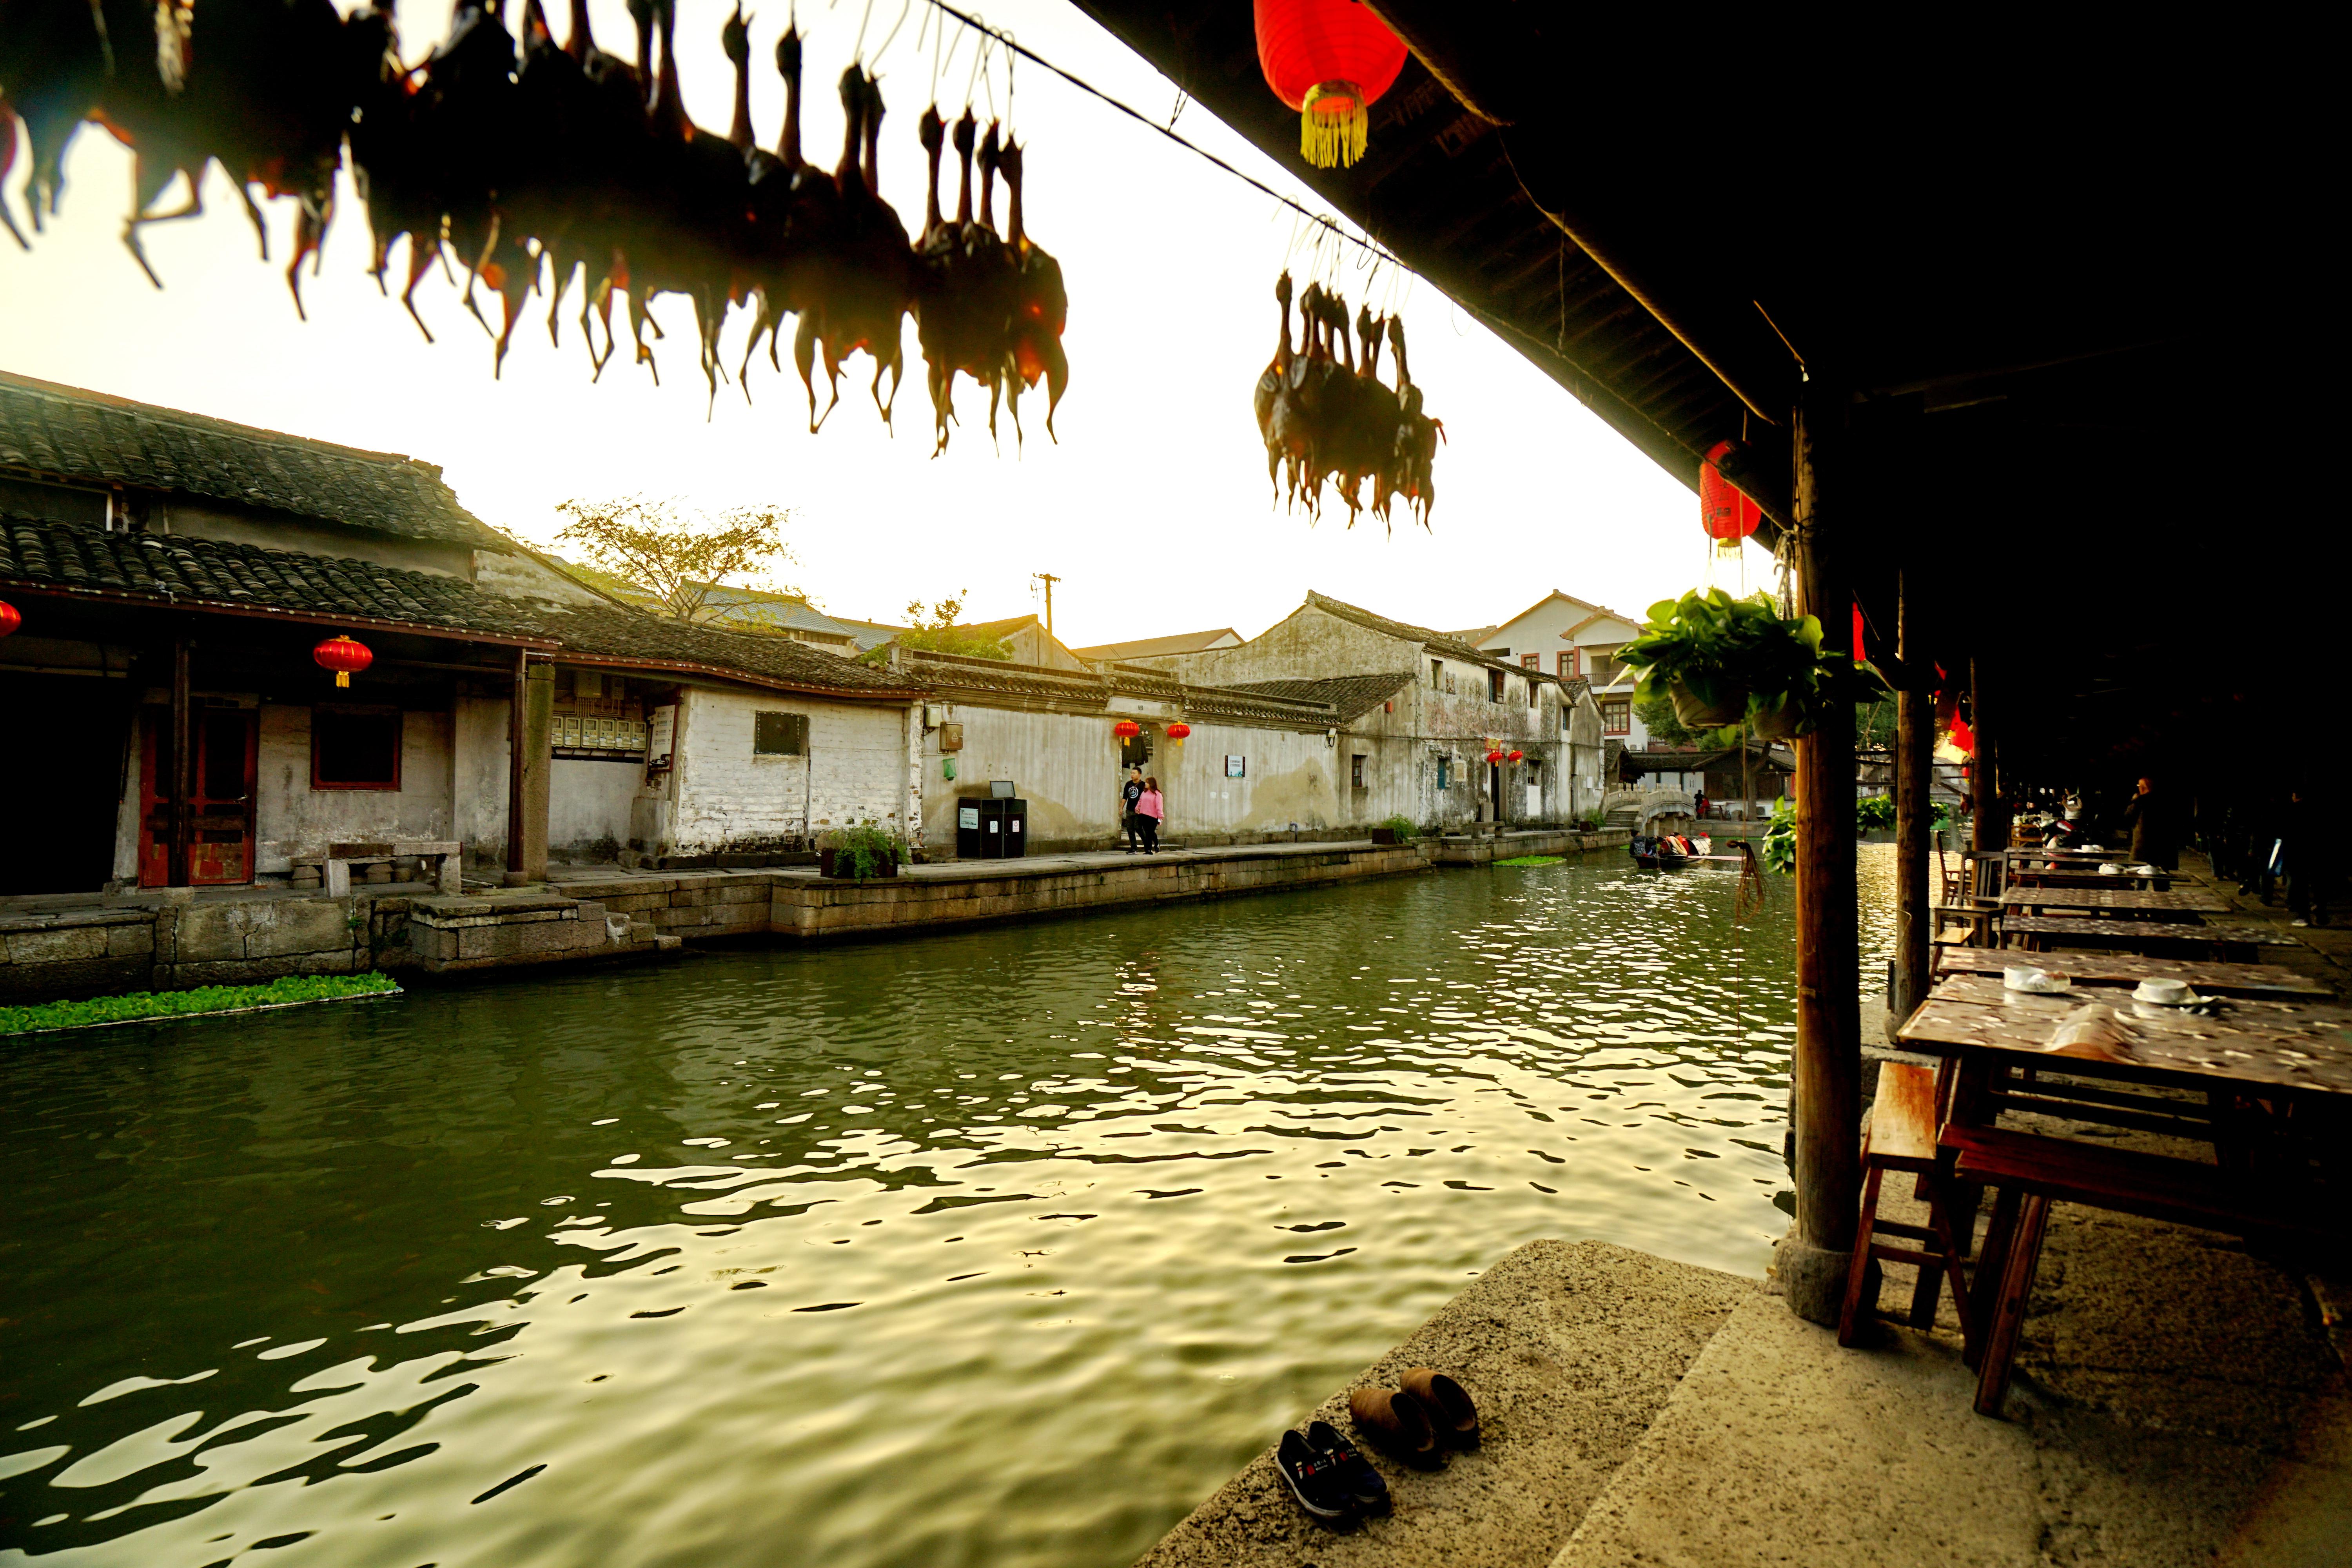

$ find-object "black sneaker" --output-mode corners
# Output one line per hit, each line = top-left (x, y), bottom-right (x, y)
(1275, 1428), (1351, 1520)
(1307, 1419), (1388, 1511)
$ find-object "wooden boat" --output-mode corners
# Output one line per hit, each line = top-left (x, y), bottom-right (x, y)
(1630, 835), (1687, 870)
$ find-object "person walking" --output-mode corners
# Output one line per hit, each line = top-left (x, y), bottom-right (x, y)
(1120, 766), (1147, 853)
(2282, 788), (2330, 928)
(1136, 777), (1165, 853)
(2120, 776), (2177, 869)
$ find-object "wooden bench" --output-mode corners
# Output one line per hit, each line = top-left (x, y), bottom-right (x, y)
(1838, 1062), (1977, 1354)
(1942, 1122), (2342, 1416)
(290, 840), (464, 897)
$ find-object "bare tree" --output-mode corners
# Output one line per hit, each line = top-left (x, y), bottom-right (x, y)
(555, 495), (799, 624)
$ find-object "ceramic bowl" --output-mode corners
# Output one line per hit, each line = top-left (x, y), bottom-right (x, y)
(2005, 967), (2071, 993)
(2097, 863), (2122, 875)
(2132, 978), (2196, 1005)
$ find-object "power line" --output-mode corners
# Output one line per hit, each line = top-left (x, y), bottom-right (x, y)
(912, 0), (1403, 275)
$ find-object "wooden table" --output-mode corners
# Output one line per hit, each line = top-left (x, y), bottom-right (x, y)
(2000, 886), (2236, 916)
(2005, 867), (2174, 890)
(2000, 914), (2306, 956)
(1934, 948), (2333, 998)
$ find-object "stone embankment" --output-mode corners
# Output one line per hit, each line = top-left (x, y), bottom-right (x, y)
(0, 831), (1628, 1003)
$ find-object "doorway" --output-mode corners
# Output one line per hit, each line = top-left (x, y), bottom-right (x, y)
(0, 675), (135, 896)
(139, 706), (259, 887)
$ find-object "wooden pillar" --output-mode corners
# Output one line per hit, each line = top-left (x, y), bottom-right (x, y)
(168, 633), (194, 888)
(1891, 572), (1932, 1030)
(503, 656), (554, 885)
(1785, 380), (1862, 1324)
(1971, 655), (2008, 857)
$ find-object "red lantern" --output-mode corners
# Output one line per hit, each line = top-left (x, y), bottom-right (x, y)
(0, 601), (18, 639)
(1254, 0), (1408, 169)
(313, 634), (373, 688)
(1508, 749), (1524, 763)
(1112, 719), (1142, 741)
(1699, 441), (1761, 550)
(1165, 721), (1192, 749)
(1485, 748), (1505, 765)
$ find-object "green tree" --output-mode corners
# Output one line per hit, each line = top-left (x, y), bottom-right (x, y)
(555, 495), (798, 623)
(891, 590), (1013, 661)
(1633, 695), (1742, 750)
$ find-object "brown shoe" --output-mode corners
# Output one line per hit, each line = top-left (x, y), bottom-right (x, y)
(1399, 1368), (1479, 1447)
(1347, 1387), (1438, 1466)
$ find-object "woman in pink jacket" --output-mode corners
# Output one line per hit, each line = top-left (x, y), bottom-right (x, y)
(1135, 777), (1165, 853)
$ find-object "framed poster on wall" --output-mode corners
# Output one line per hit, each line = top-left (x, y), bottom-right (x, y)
(1225, 755), (1246, 778)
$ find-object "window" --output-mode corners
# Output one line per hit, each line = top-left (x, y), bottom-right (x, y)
(1487, 668), (1506, 702)
(1558, 650), (1578, 677)
(1430, 659), (1442, 689)
(1351, 753), (1367, 789)
(1526, 760), (1542, 786)
(312, 707), (402, 790)
(753, 711), (809, 755)
(1528, 679), (1539, 710)
(1436, 756), (1452, 789)
(1601, 698), (1631, 736)
(1588, 646), (1623, 685)
(1520, 653), (1539, 671)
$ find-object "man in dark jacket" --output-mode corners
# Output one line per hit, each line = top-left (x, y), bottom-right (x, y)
(1120, 767), (1146, 853)
(2120, 777), (2176, 869)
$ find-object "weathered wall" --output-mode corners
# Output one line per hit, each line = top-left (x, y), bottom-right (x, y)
(550, 759), (638, 862)
(253, 703), (456, 872)
(666, 687), (914, 855)
(1153, 606), (1414, 686)
(451, 690), (512, 868)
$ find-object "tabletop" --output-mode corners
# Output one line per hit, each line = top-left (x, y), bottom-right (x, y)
(1896, 973), (2352, 1096)
(1999, 886), (2236, 915)
(2000, 914), (2306, 950)
(1935, 948), (2334, 998)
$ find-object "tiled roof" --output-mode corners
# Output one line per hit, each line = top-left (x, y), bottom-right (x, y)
(1303, 590), (1550, 677)
(1222, 672), (1415, 722)
(0, 370), (510, 550)
(1068, 628), (1242, 661)
(0, 513), (919, 695)
(904, 650), (1344, 727)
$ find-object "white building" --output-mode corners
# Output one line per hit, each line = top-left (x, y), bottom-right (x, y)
(1472, 590), (1650, 749)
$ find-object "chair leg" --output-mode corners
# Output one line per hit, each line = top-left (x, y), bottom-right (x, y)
(1973, 1194), (2050, 1418)
(1924, 1181), (1979, 1357)
(1836, 1164), (1886, 1347)
(1966, 1187), (2023, 1368)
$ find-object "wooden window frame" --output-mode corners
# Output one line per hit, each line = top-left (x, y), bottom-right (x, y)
(310, 704), (404, 792)
(1558, 650), (1578, 677)
(753, 710), (810, 756)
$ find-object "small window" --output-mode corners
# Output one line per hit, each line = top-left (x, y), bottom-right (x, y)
(1430, 659), (1442, 689)
(1528, 679), (1539, 710)
(312, 707), (402, 791)
(1520, 653), (1539, 671)
(1436, 757), (1452, 790)
(1351, 753), (1367, 789)
(1488, 669), (1506, 702)
(1558, 650), (1578, 677)
(1601, 698), (1631, 737)
(754, 711), (809, 755)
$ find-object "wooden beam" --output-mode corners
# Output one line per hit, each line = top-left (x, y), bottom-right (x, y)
(1788, 378), (1861, 1323)
(168, 633), (193, 889)
(1891, 571), (1932, 1029)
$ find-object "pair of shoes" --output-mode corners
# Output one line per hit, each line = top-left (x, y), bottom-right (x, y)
(1276, 1421), (1386, 1521)
(1346, 1369), (1481, 1469)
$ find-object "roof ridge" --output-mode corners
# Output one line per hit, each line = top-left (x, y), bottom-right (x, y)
(0, 369), (436, 473)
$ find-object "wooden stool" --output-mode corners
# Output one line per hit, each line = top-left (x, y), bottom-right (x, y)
(1837, 1062), (1977, 1352)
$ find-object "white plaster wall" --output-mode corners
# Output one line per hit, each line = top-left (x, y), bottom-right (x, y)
(550, 759), (640, 860)
(254, 703), (454, 872)
(452, 691), (512, 867)
(670, 688), (915, 853)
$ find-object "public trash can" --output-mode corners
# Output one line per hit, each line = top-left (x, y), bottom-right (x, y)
(955, 797), (987, 859)
(1001, 799), (1027, 858)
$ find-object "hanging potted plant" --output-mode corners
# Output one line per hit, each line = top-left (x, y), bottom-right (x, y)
(1747, 635), (1886, 741)
(1621, 590), (1782, 728)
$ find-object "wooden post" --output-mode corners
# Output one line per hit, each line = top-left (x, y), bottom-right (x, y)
(168, 633), (194, 888)
(506, 649), (530, 879)
(1785, 380), (1862, 1325)
(1891, 572), (1931, 1030)
(1971, 655), (2008, 860)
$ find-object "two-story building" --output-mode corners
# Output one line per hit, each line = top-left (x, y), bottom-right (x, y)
(1472, 590), (1649, 748)
(1134, 592), (1605, 830)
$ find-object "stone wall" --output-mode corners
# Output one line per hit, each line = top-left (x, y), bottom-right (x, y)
(662, 688), (915, 857)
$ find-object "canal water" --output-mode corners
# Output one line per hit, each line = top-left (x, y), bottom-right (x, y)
(1, 848), (1898, 1567)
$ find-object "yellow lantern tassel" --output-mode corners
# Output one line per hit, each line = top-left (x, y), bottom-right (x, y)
(336, 671), (350, 688)
(1301, 81), (1369, 169)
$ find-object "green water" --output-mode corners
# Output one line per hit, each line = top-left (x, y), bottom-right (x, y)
(0, 850), (1895, 1566)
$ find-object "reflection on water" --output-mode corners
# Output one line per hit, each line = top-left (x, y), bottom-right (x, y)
(0, 849), (1893, 1567)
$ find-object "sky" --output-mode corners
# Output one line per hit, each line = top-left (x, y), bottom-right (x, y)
(0, 0), (1769, 649)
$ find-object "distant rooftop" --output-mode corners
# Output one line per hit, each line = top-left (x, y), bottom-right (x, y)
(1069, 627), (1244, 662)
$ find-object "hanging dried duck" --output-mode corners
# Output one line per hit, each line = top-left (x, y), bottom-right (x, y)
(1252, 270), (1440, 529)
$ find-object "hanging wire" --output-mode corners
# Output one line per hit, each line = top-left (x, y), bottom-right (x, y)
(871, 0), (913, 66)
(852, 0), (877, 61)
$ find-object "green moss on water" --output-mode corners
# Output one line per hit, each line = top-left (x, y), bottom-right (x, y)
(1493, 855), (1566, 867)
(0, 973), (399, 1036)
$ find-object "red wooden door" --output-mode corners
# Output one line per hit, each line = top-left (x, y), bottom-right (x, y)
(140, 709), (259, 887)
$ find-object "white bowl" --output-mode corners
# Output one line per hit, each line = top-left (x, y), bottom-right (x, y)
(2131, 864), (2157, 876)
(2097, 863), (2122, 875)
(2005, 967), (2071, 994)
(2132, 979), (2198, 1005)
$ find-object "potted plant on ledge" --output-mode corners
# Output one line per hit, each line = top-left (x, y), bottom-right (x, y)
(819, 821), (907, 880)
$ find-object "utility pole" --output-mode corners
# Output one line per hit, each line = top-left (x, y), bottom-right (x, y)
(1034, 572), (1062, 638)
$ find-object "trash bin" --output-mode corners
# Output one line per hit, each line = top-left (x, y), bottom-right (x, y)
(1000, 798), (1027, 858)
(955, 797), (987, 859)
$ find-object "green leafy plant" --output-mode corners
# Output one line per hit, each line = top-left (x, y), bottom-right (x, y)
(1494, 855), (1564, 867)
(825, 820), (908, 879)
(0, 973), (399, 1036)
(1760, 797), (1797, 873)
(1622, 589), (1882, 738)
(1379, 814), (1417, 841)
(1855, 795), (1953, 833)
(1632, 694), (1743, 751)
